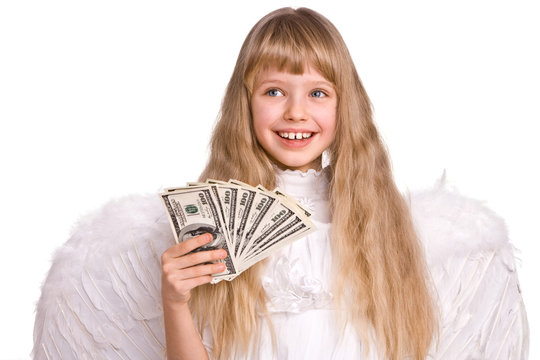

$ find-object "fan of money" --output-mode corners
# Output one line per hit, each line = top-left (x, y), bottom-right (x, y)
(161, 179), (316, 283)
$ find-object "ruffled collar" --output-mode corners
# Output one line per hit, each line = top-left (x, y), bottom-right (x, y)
(274, 167), (330, 200)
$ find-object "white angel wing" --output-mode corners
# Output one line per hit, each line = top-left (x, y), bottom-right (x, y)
(34, 185), (529, 359)
(410, 183), (529, 359)
(33, 195), (174, 359)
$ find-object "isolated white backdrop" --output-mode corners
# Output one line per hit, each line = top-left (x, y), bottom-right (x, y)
(0, 1), (538, 359)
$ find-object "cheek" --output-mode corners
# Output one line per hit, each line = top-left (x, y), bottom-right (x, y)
(321, 109), (337, 137)
(252, 114), (265, 141)
(251, 114), (269, 146)
(252, 103), (277, 135)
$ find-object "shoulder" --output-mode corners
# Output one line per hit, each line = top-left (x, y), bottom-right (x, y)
(406, 179), (511, 266)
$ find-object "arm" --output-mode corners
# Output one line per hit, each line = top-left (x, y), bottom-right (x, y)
(161, 233), (227, 360)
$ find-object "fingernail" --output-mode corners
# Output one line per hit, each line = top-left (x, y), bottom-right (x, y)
(219, 250), (227, 257)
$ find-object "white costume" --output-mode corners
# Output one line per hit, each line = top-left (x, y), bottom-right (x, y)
(33, 169), (528, 359)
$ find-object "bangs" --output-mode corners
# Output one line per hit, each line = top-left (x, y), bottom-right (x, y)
(243, 9), (338, 92)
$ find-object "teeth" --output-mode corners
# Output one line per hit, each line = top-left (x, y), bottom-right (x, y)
(278, 132), (313, 139)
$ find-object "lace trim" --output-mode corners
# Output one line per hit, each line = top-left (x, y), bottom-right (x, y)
(274, 167), (325, 177)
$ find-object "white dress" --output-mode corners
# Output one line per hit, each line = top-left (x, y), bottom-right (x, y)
(32, 169), (529, 359)
(201, 168), (366, 359)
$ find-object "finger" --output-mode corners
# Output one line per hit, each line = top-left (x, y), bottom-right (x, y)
(162, 233), (213, 259)
(177, 262), (227, 280)
(172, 248), (228, 270)
(180, 275), (214, 290)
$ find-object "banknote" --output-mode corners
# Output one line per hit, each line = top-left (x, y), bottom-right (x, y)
(161, 179), (316, 283)
(229, 180), (280, 259)
(161, 186), (236, 282)
(207, 182), (238, 246)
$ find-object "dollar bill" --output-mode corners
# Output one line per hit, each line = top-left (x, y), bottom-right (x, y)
(161, 186), (236, 281)
(160, 179), (316, 283)
(231, 185), (257, 258)
(207, 182), (239, 250)
(238, 202), (315, 264)
(229, 180), (280, 259)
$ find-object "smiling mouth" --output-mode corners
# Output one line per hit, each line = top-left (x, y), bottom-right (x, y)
(277, 131), (314, 140)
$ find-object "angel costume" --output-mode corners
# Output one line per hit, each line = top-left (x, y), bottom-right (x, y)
(33, 168), (529, 359)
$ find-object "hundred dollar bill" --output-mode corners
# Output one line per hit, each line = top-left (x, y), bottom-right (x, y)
(161, 186), (236, 281)
(206, 182), (239, 254)
(160, 179), (317, 283)
(228, 180), (279, 260)
(230, 184), (257, 258)
(241, 216), (314, 269)
(171, 180), (236, 248)
(241, 225), (313, 272)
(238, 202), (311, 263)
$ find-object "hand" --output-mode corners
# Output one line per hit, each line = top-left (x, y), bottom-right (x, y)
(161, 233), (227, 306)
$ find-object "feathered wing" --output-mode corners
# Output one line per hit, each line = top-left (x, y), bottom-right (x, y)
(33, 195), (174, 359)
(33, 186), (529, 359)
(409, 184), (529, 359)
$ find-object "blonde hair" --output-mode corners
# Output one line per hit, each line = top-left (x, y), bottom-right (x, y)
(191, 7), (437, 359)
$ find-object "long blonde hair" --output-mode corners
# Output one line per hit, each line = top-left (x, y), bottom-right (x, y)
(191, 7), (436, 359)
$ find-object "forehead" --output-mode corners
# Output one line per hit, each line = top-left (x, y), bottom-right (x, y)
(253, 64), (334, 88)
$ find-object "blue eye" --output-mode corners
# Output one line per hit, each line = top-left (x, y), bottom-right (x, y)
(267, 89), (283, 97)
(311, 90), (326, 98)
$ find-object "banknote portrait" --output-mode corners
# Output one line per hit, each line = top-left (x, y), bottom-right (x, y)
(178, 223), (226, 252)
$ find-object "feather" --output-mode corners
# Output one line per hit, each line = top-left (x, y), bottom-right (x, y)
(410, 184), (529, 359)
(33, 186), (528, 359)
(33, 194), (172, 359)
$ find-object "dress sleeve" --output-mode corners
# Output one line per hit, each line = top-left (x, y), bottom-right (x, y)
(32, 195), (175, 359)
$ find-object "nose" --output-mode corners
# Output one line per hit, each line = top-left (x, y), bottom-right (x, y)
(283, 94), (308, 122)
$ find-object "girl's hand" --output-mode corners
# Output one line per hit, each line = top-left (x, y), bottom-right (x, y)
(161, 233), (227, 306)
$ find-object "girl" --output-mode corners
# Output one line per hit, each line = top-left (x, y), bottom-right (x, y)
(160, 7), (527, 360)
(33, 7), (528, 360)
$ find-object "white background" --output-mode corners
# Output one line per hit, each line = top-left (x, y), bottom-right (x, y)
(0, 1), (538, 358)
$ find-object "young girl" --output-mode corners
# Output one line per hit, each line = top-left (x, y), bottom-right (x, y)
(33, 7), (528, 360)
